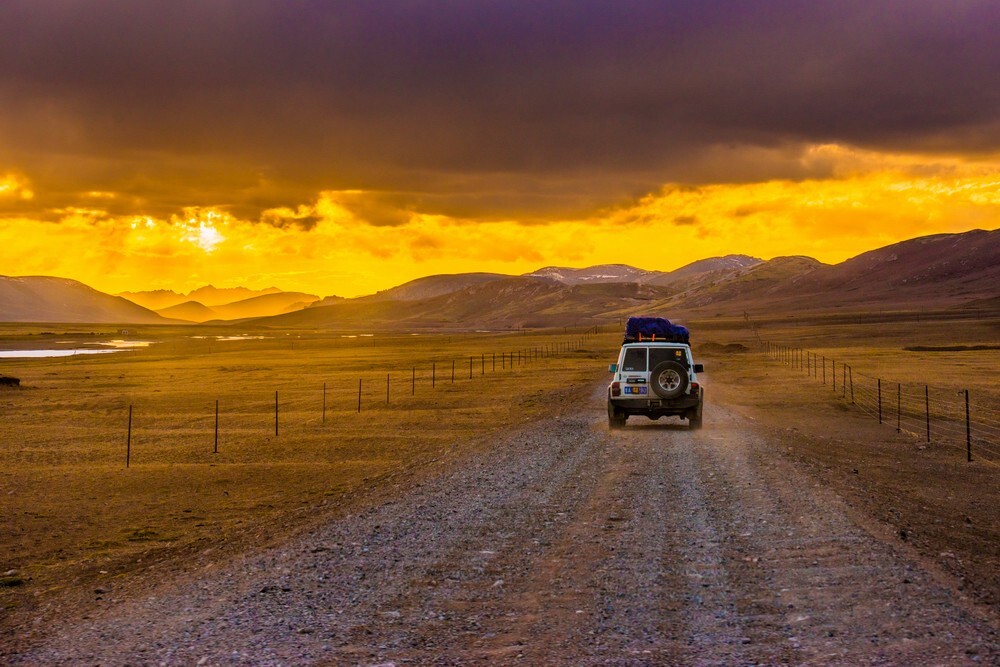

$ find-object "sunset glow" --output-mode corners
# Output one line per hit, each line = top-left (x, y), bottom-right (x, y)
(2, 145), (997, 297)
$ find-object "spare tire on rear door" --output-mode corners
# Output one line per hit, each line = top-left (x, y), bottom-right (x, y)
(650, 361), (688, 399)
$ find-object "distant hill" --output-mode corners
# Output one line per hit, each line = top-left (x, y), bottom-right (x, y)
(187, 285), (282, 307)
(117, 288), (189, 311)
(658, 229), (1000, 316)
(254, 277), (672, 330)
(525, 264), (656, 285)
(363, 273), (508, 301)
(658, 256), (827, 312)
(789, 229), (1000, 309)
(1, 276), (172, 323)
(121, 285), (283, 310)
(156, 301), (221, 322)
(211, 292), (320, 320)
(645, 255), (762, 288)
(154, 292), (320, 322)
(523, 257), (761, 290)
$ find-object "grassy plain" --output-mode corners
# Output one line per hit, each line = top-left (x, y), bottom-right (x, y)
(3, 310), (999, 630)
(0, 325), (620, 617)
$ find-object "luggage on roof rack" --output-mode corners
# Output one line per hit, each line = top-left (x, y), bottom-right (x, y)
(623, 316), (689, 344)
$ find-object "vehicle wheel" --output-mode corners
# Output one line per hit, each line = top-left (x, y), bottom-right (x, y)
(607, 401), (626, 429)
(688, 390), (704, 430)
(650, 361), (688, 399)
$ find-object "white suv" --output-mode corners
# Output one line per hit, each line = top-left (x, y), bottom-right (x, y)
(607, 342), (704, 429)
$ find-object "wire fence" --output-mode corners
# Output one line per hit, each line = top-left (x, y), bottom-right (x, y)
(2, 327), (613, 468)
(760, 340), (1000, 468)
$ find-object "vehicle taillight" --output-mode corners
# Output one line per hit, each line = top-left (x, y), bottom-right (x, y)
(611, 381), (621, 397)
(690, 382), (699, 392)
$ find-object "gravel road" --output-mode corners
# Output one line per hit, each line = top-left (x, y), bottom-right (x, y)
(10, 383), (1000, 666)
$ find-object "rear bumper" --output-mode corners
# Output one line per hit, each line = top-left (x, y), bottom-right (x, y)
(609, 392), (701, 417)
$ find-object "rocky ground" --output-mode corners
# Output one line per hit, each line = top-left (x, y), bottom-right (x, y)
(5, 379), (999, 666)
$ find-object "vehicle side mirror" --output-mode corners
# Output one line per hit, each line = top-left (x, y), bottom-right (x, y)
(608, 363), (618, 373)
(693, 363), (704, 373)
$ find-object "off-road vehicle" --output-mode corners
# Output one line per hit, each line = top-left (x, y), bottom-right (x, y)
(607, 320), (704, 429)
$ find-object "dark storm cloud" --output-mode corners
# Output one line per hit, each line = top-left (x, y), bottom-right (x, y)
(1, 0), (998, 220)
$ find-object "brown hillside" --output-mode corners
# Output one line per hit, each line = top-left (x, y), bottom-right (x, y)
(792, 229), (1000, 308)
(659, 256), (826, 313)
(1, 276), (172, 324)
(362, 273), (508, 302)
(255, 278), (672, 329)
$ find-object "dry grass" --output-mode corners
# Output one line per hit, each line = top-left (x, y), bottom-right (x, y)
(5, 310), (998, 623)
(0, 326), (620, 613)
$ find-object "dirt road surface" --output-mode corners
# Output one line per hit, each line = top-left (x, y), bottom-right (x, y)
(8, 381), (1000, 666)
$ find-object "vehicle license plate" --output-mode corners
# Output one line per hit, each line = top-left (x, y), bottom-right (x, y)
(624, 386), (647, 395)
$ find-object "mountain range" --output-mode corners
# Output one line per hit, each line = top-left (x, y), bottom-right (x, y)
(1, 228), (998, 325)
(119, 285), (285, 309)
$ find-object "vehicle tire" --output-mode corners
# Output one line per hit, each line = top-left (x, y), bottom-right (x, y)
(607, 400), (626, 429)
(650, 361), (688, 399)
(688, 390), (704, 430)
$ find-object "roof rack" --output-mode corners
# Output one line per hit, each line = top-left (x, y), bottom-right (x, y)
(623, 316), (689, 345)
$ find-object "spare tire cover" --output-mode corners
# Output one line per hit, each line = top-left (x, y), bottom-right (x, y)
(650, 361), (688, 399)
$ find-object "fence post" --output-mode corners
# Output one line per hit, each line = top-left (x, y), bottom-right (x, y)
(842, 364), (846, 398)
(966, 389), (972, 462)
(275, 391), (279, 437)
(126, 404), (132, 468)
(878, 379), (882, 424)
(925, 385), (930, 442)
(482, 353), (485, 375)
(823, 356), (826, 384)
(832, 360), (836, 391)
(896, 382), (903, 433)
(849, 366), (854, 404)
(214, 400), (219, 453)
(357, 379), (362, 413)
(469, 356), (473, 379)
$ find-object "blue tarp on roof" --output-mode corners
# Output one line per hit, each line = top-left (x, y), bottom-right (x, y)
(624, 316), (689, 344)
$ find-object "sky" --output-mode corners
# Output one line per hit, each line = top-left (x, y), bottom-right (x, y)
(1, 0), (999, 297)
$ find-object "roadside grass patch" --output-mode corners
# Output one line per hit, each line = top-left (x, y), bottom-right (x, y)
(0, 326), (619, 618)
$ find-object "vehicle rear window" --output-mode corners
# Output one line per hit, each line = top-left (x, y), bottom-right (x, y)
(649, 348), (687, 368)
(621, 348), (647, 372)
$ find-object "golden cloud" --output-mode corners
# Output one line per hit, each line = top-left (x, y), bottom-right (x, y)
(0, 172), (34, 201)
(1, 146), (998, 297)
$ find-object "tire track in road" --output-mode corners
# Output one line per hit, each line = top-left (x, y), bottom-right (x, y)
(373, 412), (613, 663)
(679, 400), (1000, 665)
